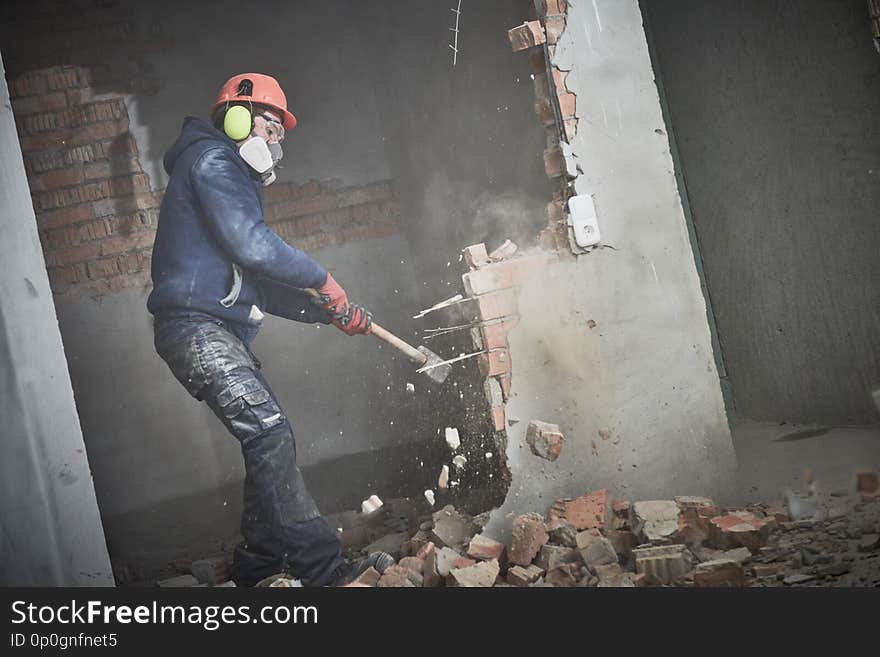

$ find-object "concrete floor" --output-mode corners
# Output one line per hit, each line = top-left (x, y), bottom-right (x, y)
(731, 420), (880, 505)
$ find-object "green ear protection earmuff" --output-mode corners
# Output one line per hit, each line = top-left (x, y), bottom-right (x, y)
(223, 104), (253, 141)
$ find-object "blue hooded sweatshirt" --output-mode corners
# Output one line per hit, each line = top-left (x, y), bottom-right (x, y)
(147, 117), (330, 328)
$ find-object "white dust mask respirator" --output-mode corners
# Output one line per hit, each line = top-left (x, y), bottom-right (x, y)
(239, 136), (283, 187)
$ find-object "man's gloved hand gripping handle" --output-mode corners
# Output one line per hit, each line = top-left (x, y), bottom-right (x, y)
(313, 272), (372, 336)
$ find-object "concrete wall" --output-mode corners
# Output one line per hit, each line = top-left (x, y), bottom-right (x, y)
(1, 0), (550, 571)
(0, 53), (113, 585)
(484, 0), (738, 540)
(642, 0), (880, 425)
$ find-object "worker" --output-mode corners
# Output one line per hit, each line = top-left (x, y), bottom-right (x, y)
(147, 73), (393, 586)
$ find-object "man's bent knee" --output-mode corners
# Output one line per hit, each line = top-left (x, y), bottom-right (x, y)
(211, 367), (287, 443)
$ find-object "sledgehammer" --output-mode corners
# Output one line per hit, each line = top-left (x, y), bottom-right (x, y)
(302, 288), (452, 384)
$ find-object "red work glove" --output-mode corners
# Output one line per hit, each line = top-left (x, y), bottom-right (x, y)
(313, 272), (373, 336)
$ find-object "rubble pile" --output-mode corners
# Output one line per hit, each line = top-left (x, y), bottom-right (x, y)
(150, 472), (880, 588)
(347, 476), (880, 588)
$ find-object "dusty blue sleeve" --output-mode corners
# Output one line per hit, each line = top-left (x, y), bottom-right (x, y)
(256, 276), (332, 324)
(191, 147), (328, 290)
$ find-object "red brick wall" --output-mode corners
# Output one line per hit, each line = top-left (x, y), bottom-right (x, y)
(9, 65), (401, 299)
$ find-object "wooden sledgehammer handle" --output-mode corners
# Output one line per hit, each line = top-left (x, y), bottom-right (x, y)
(302, 287), (428, 366)
(370, 324), (428, 366)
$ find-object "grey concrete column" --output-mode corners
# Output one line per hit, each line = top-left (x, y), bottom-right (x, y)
(0, 54), (114, 586)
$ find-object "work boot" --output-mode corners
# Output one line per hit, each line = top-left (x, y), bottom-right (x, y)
(329, 552), (395, 587)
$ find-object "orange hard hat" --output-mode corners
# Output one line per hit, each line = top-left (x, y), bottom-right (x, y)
(212, 73), (297, 131)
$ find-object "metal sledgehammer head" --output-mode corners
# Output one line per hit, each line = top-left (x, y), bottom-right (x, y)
(416, 346), (452, 384)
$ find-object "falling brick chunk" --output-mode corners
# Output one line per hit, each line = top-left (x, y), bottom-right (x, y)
(857, 471), (879, 495)
(526, 420), (564, 461)
(507, 564), (544, 587)
(632, 500), (680, 543)
(508, 21), (546, 52)
(462, 243), (490, 269)
(632, 544), (694, 585)
(509, 513), (549, 566)
(548, 489), (609, 531)
(467, 534), (506, 561)
(448, 559), (500, 587)
(488, 239), (518, 262)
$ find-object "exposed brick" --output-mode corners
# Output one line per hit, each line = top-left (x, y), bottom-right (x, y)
(47, 68), (83, 91)
(462, 243), (490, 269)
(83, 156), (142, 181)
(29, 166), (84, 192)
(544, 146), (566, 178)
(92, 191), (162, 217)
(540, 0), (568, 15)
(87, 257), (120, 279)
(94, 135), (139, 159)
(563, 117), (578, 141)
(45, 242), (100, 268)
(48, 264), (87, 289)
(498, 373), (512, 402)
(490, 406), (506, 432)
(100, 231), (156, 256)
(508, 21), (546, 52)
(509, 513), (549, 566)
(557, 91), (576, 119)
(473, 287), (519, 321)
(12, 73), (48, 98)
(480, 317), (520, 351)
(37, 204), (94, 230)
(544, 14), (567, 44)
(12, 92), (68, 115)
(117, 252), (151, 275)
(478, 348), (510, 377)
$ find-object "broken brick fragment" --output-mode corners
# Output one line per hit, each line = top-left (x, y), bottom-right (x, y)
(353, 567), (381, 587)
(377, 566), (416, 588)
(508, 21), (546, 52)
(507, 564), (544, 587)
(708, 512), (772, 551)
(548, 489), (609, 531)
(467, 534), (506, 562)
(448, 559), (500, 587)
(693, 559), (745, 588)
(398, 556), (425, 576)
(526, 420), (564, 461)
(488, 239), (518, 262)
(545, 563), (580, 587)
(462, 243), (490, 269)
(509, 513), (549, 566)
